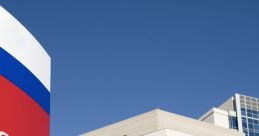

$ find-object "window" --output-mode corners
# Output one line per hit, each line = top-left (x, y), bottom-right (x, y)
(229, 116), (238, 129)
(239, 95), (259, 136)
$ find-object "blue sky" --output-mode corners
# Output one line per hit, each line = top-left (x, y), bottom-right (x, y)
(1, 0), (259, 135)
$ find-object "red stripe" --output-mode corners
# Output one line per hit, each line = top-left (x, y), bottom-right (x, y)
(0, 75), (49, 136)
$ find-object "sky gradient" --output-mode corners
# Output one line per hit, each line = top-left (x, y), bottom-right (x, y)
(1, 0), (259, 136)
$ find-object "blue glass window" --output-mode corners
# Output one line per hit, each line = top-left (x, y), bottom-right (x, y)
(244, 130), (248, 136)
(249, 123), (254, 129)
(243, 122), (248, 128)
(239, 96), (259, 136)
(229, 116), (238, 129)
(250, 131), (255, 136)
(243, 111), (247, 116)
(248, 113), (253, 117)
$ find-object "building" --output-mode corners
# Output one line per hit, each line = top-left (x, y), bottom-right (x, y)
(81, 109), (243, 136)
(81, 93), (258, 136)
(200, 94), (259, 136)
(0, 6), (51, 136)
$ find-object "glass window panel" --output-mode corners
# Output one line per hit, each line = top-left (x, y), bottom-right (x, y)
(242, 111), (247, 116)
(249, 123), (254, 129)
(233, 120), (238, 128)
(248, 113), (253, 117)
(250, 131), (255, 136)
(243, 122), (248, 128)
(229, 116), (238, 129)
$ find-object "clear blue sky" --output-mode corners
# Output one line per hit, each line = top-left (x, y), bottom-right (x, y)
(1, 0), (259, 135)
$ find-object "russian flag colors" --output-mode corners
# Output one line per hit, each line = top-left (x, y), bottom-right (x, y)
(0, 6), (51, 136)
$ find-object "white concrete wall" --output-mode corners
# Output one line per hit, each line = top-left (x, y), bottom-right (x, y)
(80, 110), (159, 136)
(199, 108), (215, 124)
(199, 108), (230, 129)
(81, 110), (244, 136)
(213, 109), (230, 129)
(157, 109), (240, 136)
(144, 129), (192, 136)
(218, 97), (235, 111)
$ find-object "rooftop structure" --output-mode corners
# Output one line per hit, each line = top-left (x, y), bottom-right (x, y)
(200, 94), (259, 136)
(81, 109), (244, 136)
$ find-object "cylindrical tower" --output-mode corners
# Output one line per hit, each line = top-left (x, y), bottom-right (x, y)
(0, 6), (51, 136)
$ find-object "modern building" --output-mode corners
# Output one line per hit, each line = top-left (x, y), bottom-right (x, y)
(200, 94), (259, 136)
(81, 93), (258, 136)
(0, 6), (51, 136)
(81, 109), (243, 136)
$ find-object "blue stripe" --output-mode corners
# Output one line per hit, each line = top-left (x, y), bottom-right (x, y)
(0, 47), (50, 114)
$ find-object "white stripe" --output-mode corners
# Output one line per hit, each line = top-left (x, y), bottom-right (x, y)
(0, 131), (9, 136)
(0, 6), (51, 91)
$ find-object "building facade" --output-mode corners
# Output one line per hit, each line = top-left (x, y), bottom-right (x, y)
(81, 109), (244, 136)
(81, 93), (258, 136)
(200, 94), (259, 136)
(0, 6), (51, 136)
